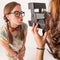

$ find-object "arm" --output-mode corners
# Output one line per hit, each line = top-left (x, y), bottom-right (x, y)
(17, 45), (25, 59)
(32, 23), (47, 60)
(0, 40), (17, 57)
(17, 30), (27, 59)
(17, 23), (27, 59)
(36, 48), (44, 60)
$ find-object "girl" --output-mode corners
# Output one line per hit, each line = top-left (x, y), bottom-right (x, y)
(0, 1), (27, 60)
(32, 0), (60, 60)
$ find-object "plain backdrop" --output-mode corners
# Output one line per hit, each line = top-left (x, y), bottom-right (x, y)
(0, 0), (57, 60)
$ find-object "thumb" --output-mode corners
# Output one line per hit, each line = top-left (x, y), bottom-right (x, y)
(43, 32), (47, 41)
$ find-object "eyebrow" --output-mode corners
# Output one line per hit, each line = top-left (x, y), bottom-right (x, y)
(11, 10), (21, 12)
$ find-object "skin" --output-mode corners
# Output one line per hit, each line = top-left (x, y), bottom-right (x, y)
(0, 5), (26, 60)
(32, 23), (47, 60)
(6, 5), (23, 28)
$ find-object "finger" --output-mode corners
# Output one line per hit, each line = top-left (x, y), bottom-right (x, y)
(32, 23), (35, 33)
(34, 23), (38, 32)
(43, 32), (47, 41)
(35, 23), (38, 28)
(32, 23), (35, 28)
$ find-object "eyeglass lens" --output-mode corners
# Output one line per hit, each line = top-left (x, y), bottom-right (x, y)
(9, 11), (25, 17)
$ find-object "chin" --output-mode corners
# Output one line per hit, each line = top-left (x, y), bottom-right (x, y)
(18, 22), (23, 25)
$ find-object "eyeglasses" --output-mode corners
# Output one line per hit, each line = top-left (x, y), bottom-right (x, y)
(8, 11), (25, 17)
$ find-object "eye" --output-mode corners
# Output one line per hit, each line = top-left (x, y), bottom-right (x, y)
(14, 11), (20, 16)
(20, 11), (25, 16)
(10, 11), (25, 17)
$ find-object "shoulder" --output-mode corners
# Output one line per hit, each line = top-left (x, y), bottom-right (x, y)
(0, 26), (6, 34)
(0, 26), (7, 41)
(22, 22), (27, 27)
(22, 22), (28, 30)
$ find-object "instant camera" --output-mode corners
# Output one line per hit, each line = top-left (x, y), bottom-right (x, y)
(28, 3), (46, 33)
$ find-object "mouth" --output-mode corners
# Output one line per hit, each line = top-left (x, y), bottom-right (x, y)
(20, 19), (23, 21)
(18, 19), (23, 22)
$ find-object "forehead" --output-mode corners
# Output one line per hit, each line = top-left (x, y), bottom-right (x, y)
(11, 5), (21, 12)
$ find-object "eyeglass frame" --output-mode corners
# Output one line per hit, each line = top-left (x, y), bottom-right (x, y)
(7, 11), (25, 17)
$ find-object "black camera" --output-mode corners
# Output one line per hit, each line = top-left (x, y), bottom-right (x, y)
(28, 3), (46, 32)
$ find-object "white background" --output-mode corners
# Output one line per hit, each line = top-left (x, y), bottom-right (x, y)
(0, 0), (57, 60)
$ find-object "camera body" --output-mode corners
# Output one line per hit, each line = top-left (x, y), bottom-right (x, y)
(28, 3), (46, 32)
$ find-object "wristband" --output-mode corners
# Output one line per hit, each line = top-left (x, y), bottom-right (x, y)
(36, 47), (45, 50)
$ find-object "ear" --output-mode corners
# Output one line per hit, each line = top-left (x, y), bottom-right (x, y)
(6, 15), (10, 20)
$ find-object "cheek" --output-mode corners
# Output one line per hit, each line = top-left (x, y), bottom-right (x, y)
(9, 17), (16, 23)
(10, 16), (17, 22)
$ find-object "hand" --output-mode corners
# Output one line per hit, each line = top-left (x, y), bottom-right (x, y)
(32, 23), (47, 48)
(17, 46), (25, 60)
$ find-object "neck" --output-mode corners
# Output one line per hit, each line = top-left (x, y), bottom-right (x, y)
(10, 23), (18, 29)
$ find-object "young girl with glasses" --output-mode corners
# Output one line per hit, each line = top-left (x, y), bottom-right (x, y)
(0, 1), (27, 60)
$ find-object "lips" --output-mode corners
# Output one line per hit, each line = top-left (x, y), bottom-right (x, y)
(20, 19), (23, 21)
(18, 19), (23, 22)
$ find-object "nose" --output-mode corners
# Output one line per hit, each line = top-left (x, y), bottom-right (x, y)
(20, 14), (23, 17)
(18, 14), (23, 19)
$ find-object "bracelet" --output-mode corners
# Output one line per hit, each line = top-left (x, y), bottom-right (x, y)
(36, 47), (45, 50)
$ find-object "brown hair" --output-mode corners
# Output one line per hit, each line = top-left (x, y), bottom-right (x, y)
(46, 0), (60, 59)
(46, 0), (60, 31)
(4, 1), (20, 22)
(4, 1), (25, 44)
(50, 0), (59, 21)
